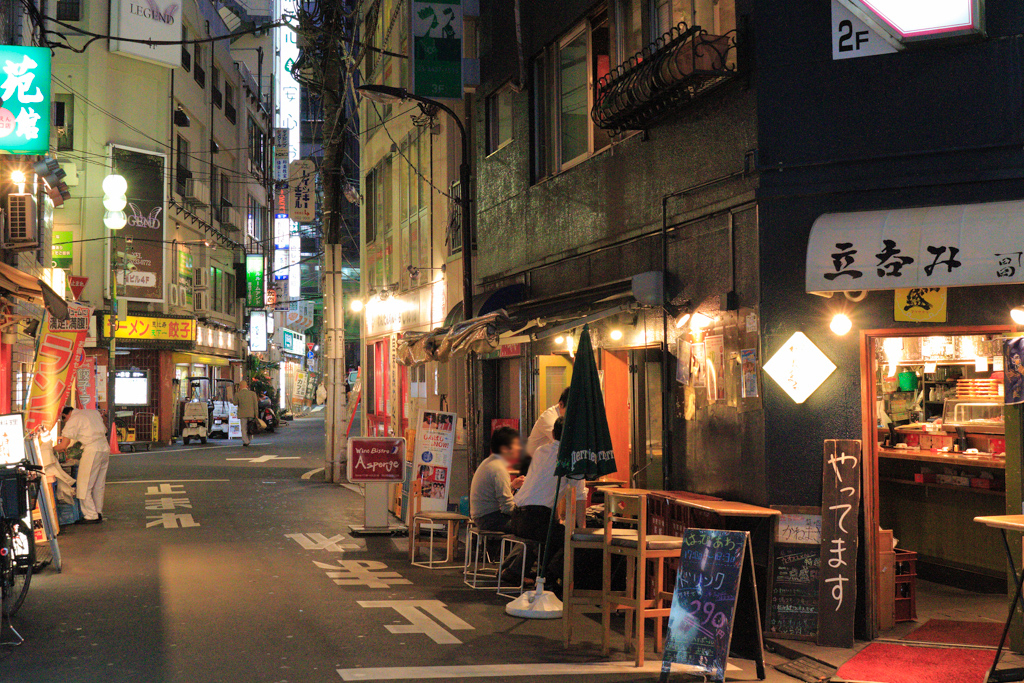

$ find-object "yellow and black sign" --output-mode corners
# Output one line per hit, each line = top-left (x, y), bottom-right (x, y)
(894, 288), (947, 323)
(101, 314), (196, 342)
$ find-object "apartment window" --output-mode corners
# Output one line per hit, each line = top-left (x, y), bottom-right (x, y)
(248, 116), (266, 174)
(364, 166), (377, 243)
(56, 0), (80, 21)
(181, 28), (192, 72)
(531, 10), (612, 179)
(212, 66), (222, 108)
(224, 82), (236, 123)
(247, 196), (265, 241)
(54, 94), (74, 151)
(654, 0), (735, 35)
(193, 41), (205, 88)
(225, 272), (236, 315)
(175, 135), (191, 196)
(486, 86), (513, 154)
(210, 267), (222, 312)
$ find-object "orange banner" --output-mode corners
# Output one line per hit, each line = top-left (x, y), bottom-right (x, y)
(24, 304), (92, 435)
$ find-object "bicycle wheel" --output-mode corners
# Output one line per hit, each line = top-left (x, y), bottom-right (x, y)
(1, 520), (34, 617)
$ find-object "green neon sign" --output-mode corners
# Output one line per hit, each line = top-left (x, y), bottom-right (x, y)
(0, 46), (51, 155)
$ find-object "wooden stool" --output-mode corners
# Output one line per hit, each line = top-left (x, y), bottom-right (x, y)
(601, 488), (683, 667)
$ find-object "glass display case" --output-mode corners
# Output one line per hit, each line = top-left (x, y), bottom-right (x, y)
(942, 398), (1004, 434)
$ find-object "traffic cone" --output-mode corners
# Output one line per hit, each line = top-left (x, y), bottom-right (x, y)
(109, 427), (121, 455)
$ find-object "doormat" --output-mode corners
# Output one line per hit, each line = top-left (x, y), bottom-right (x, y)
(901, 619), (1003, 648)
(835, 643), (993, 683)
(774, 656), (836, 682)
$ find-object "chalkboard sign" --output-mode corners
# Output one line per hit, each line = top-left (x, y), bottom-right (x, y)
(767, 545), (820, 639)
(818, 439), (861, 648)
(776, 513), (822, 545)
(660, 528), (765, 683)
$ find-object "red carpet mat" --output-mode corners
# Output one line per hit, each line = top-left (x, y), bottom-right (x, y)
(901, 619), (1004, 648)
(836, 643), (993, 683)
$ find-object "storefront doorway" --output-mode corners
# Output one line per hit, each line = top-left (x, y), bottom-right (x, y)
(862, 326), (1009, 636)
(597, 348), (663, 488)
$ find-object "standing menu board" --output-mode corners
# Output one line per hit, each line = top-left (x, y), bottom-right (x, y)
(766, 510), (822, 640)
(411, 410), (457, 515)
(661, 529), (765, 683)
(818, 440), (862, 648)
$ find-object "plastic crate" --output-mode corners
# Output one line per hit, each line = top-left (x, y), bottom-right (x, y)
(0, 470), (27, 521)
(894, 548), (918, 622)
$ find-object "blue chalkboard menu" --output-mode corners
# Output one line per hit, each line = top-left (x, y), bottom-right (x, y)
(660, 528), (764, 683)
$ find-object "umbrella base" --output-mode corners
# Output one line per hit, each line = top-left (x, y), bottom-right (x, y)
(505, 579), (564, 619)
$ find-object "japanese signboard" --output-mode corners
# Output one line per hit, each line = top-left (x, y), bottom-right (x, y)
(1005, 338), (1024, 406)
(831, 0), (898, 60)
(0, 46), (51, 154)
(101, 314), (196, 343)
(894, 287), (947, 323)
(292, 372), (307, 403)
(273, 128), (289, 181)
(111, 145), (167, 302)
(818, 439), (861, 648)
(0, 413), (26, 466)
(348, 438), (407, 483)
(249, 310), (267, 353)
(24, 304), (92, 435)
(807, 201), (1024, 292)
(411, 0), (463, 99)
(281, 328), (305, 355)
(75, 354), (97, 410)
(412, 410), (457, 513)
(287, 159), (315, 223)
(178, 248), (194, 307)
(245, 253), (265, 308)
(68, 276), (88, 301)
(838, 0), (982, 46)
(52, 230), (73, 269)
(763, 333), (836, 404)
(109, 0), (183, 68)
(286, 300), (315, 330)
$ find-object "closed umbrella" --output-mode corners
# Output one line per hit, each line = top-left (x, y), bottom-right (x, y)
(506, 324), (617, 618)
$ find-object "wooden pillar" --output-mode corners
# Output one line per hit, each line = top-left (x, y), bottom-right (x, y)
(158, 351), (176, 444)
(1006, 404), (1023, 652)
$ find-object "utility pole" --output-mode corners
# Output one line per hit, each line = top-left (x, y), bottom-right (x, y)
(295, 0), (354, 482)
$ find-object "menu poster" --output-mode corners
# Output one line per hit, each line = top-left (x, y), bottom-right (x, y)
(740, 348), (759, 399)
(767, 510), (823, 640)
(690, 342), (707, 388)
(1004, 337), (1024, 405)
(412, 409), (457, 514)
(706, 335), (726, 402)
(660, 529), (765, 683)
(0, 413), (27, 465)
(817, 439), (862, 648)
(676, 339), (692, 385)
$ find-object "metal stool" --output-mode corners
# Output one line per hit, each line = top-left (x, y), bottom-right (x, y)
(463, 525), (505, 589)
(496, 535), (545, 598)
(410, 510), (471, 569)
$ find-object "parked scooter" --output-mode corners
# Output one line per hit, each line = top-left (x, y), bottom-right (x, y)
(258, 394), (278, 433)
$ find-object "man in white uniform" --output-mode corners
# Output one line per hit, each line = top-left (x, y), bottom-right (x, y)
(56, 406), (111, 524)
(525, 387), (569, 456)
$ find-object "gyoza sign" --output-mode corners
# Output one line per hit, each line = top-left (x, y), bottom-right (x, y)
(838, 0), (982, 46)
(0, 46), (50, 155)
(807, 199), (1024, 292)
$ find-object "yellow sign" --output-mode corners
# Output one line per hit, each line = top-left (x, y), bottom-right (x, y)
(102, 315), (196, 342)
(894, 288), (947, 323)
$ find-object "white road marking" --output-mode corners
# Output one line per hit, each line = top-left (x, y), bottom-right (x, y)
(358, 600), (473, 645)
(315, 560), (411, 588)
(108, 479), (230, 485)
(145, 513), (200, 529)
(286, 533), (359, 552)
(145, 497), (192, 510)
(337, 661), (742, 680)
(145, 484), (188, 495)
(226, 454), (301, 463)
(301, 467), (325, 479)
(115, 443), (265, 456)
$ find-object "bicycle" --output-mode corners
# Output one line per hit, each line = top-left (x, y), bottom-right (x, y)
(0, 460), (40, 619)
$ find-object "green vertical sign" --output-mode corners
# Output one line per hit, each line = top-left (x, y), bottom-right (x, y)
(0, 46), (51, 155)
(52, 230), (73, 269)
(246, 253), (265, 308)
(411, 0), (463, 99)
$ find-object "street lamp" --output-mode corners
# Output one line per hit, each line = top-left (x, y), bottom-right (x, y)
(356, 85), (474, 319)
(104, 173), (128, 437)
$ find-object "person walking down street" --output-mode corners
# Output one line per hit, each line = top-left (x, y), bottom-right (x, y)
(469, 427), (524, 532)
(56, 406), (111, 524)
(234, 380), (259, 446)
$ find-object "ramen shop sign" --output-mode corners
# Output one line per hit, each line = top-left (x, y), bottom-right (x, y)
(840, 0), (983, 45)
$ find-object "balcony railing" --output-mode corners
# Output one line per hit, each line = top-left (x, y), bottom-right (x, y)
(592, 22), (738, 134)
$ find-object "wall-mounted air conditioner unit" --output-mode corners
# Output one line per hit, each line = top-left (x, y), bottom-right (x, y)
(193, 266), (209, 291)
(169, 284), (181, 307)
(193, 290), (208, 312)
(3, 194), (37, 250)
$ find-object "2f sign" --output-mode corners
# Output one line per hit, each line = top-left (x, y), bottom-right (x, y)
(832, 0), (898, 60)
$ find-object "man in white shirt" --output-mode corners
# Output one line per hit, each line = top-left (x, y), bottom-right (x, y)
(525, 387), (569, 457)
(504, 417), (584, 588)
(55, 406), (111, 524)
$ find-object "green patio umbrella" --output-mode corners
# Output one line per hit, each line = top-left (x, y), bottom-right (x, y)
(507, 324), (617, 619)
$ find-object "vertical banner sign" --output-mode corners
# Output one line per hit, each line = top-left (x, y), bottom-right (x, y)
(52, 230), (73, 269)
(178, 248), (194, 306)
(412, 409), (457, 514)
(249, 310), (267, 353)
(287, 159), (316, 223)
(111, 145), (167, 302)
(273, 128), (289, 181)
(75, 354), (98, 410)
(24, 304), (92, 434)
(245, 253), (265, 308)
(411, 0), (463, 99)
(0, 46), (51, 155)
(817, 439), (862, 648)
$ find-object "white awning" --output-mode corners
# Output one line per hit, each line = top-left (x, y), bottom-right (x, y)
(806, 199), (1024, 293)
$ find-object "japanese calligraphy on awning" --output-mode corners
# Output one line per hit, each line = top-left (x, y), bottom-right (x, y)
(807, 200), (1024, 292)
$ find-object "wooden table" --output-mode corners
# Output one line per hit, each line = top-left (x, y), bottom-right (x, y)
(974, 515), (1024, 682)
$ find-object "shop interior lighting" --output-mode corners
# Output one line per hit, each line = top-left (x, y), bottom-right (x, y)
(1012, 307), (1024, 325)
(554, 335), (565, 345)
(610, 329), (623, 341)
(829, 313), (853, 336)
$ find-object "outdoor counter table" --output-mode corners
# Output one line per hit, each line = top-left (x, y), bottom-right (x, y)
(973, 515), (1024, 682)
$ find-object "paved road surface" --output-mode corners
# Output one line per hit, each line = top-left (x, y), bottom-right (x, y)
(0, 418), (780, 682)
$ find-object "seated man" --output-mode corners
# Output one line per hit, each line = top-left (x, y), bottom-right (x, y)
(469, 427), (523, 532)
(504, 417), (585, 588)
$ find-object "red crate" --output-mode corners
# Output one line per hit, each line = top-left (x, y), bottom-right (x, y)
(894, 548), (917, 623)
